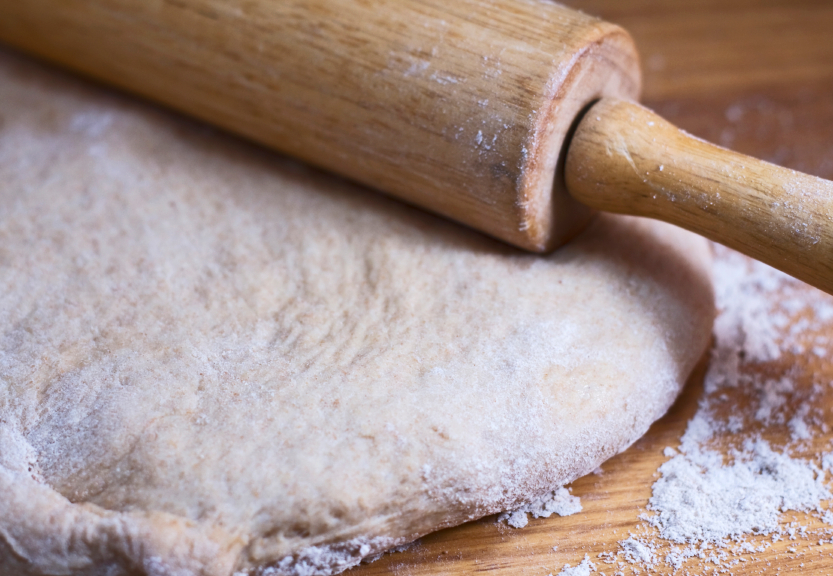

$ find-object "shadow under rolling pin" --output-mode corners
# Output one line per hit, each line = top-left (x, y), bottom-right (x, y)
(1, 0), (831, 292)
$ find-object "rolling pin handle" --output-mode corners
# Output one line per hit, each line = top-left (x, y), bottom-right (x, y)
(565, 98), (833, 295)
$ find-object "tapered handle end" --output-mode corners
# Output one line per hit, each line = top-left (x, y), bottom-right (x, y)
(566, 98), (833, 294)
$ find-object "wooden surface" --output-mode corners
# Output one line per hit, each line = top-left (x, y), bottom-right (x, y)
(350, 1), (833, 575)
(566, 98), (833, 295)
(0, 0), (641, 253)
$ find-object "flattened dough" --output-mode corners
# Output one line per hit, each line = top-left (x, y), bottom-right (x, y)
(0, 51), (714, 576)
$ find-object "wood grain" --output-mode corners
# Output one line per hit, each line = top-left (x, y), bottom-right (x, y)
(566, 98), (833, 295)
(348, 1), (833, 574)
(0, 0), (641, 252)
(569, 0), (833, 102)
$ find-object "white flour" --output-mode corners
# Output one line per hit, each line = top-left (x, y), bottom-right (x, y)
(533, 245), (833, 574)
(613, 246), (833, 572)
(499, 486), (582, 528)
(619, 538), (656, 566)
(553, 554), (596, 576)
(648, 438), (829, 543)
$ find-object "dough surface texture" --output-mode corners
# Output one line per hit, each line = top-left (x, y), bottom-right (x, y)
(0, 51), (714, 576)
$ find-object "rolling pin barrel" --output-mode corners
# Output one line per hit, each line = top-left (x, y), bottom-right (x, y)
(4, 0), (833, 294)
(0, 0), (640, 252)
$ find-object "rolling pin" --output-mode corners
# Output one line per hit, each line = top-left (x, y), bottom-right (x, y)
(2, 0), (833, 292)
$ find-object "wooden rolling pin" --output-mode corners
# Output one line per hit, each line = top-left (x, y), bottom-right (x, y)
(2, 0), (832, 292)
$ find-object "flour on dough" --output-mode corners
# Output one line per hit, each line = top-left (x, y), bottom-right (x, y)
(0, 50), (714, 576)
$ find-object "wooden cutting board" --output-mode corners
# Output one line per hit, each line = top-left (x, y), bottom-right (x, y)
(351, 1), (833, 574)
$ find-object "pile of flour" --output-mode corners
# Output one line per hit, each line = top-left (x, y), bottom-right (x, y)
(498, 487), (583, 528)
(550, 245), (833, 575)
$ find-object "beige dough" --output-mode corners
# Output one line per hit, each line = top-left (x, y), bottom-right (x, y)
(0, 50), (714, 576)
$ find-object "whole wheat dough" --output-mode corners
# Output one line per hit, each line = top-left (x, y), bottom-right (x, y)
(0, 50), (714, 576)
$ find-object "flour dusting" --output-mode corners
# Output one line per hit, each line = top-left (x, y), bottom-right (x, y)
(595, 245), (833, 573)
(552, 554), (596, 576)
(239, 537), (399, 576)
(619, 537), (656, 565)
(648, 438), (829, 543)
(499, 486), (582, 528)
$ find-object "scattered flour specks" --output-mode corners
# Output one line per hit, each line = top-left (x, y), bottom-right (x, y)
(552, 554), (596, 576)
(542, 245), (833, 575)
(607, 245), (833, 573)
(648, 438), (830, 543)
(499, 486), (582, 528)
(619, 537), (656, 565)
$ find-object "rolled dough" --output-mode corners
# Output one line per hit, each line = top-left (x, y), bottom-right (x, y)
(0, 50), (714, 576)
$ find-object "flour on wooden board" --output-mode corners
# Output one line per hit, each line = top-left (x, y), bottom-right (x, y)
(551, 554), (596, 576)
(529, 245), (833, 574)
(498, 486), (582, 528)
(626, 246), (833, 573)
